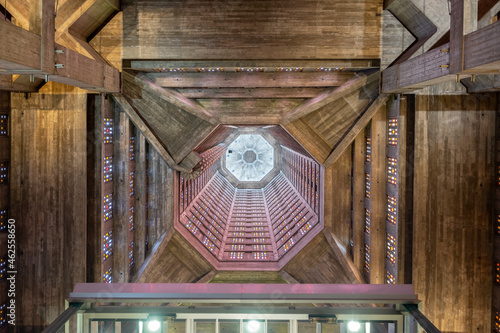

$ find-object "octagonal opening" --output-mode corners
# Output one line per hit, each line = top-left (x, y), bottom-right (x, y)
(176, 126), (324, 270)
(226, 134), (274, 182)
(243, 150), (256, 163)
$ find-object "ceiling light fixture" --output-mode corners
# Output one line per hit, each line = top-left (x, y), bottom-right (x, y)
(148, 320), (161, 332)
(147, 320), (161, 331)
(347, 321), (361, 332)
(246, 320), (260, 332)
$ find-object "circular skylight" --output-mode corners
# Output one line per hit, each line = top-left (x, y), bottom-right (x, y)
(225, 134), (274, 182)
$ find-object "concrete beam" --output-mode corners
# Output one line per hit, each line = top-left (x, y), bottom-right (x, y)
(131, 72), (218, 124)
(461, 74), (500, 92)
(464, 20), (500, 71)
(30, 0), (55, 74)
(0, 20), (42, 72)
(112, 94), (192, 173)
(450, 0), (478, 73)
(152, 72), (354, 88)
(69, 283), (419, 304)
(322, 228), (364, 284)
(384, 0), (437, 65)
(381, 44), (452, 94)
(5, 0), (29, 29)
(282, 71), (379, 124)
(380, 1), (500, 93)
(55, 0), (119, 41)
(0, 75), (45, 92)
(53, 44), (120, 92)
(198, 98), (302, 125)
(0, 20), (120, 92)
(177, 88), (325, 99)
(63, 0), (120, 66)
(133, 229), (175, 283)
(323, 94), (389, 168)
(123, 59), (381, 72)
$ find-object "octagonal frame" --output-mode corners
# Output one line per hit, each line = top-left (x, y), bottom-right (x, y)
(174, 127), (325, 271)
(220, 128), (282, 189)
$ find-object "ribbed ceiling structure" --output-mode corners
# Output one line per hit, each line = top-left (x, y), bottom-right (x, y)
(175, 127), (324, 270)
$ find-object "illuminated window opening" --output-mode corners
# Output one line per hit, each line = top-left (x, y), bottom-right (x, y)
(102, 231), (113, 262)
(0, 161), (8, 185)
(386, 233), (396, 266)
(387, 158), (397, 185)
(103, 268), (112, 284)
(0, 256), (6, 280)
(103, 194), (113, 222)
(364, 244), (370, 274)
(103, 156), (113, 183)
(365, 209), (371, 235)
(388, 118), (398, 145)
(386, 271), (396, 285)
(0, 114), (8, 136)
(0, 209), (6, 232)
(387, 196), (397, 226)
(103, 118), (113, 144)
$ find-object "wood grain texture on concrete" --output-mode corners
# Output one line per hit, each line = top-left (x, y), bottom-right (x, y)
(413, 91), (495, 332)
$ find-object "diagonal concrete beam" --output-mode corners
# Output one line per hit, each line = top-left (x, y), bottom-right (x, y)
(282, 71), (379, 124)
(121, 72), (215, 165)
(384, 0), (437, 65)
(4, 0), (29, 29)
(322, 228), (365, 284)
(133, 229), (175, 283)
(55, 0), (119, 42)
(133, 72), (218, 125)
(64, 0), (120, 65)
(112, 94), (192, 173)
(324, 95), (389, 168)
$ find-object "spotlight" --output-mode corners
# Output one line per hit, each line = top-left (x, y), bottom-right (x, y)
(147, 320), (161, 332)
(246, 320), (260, 332)
(347, 321), (361, 332)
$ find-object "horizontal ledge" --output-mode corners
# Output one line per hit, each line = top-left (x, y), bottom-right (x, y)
(85, 305), (404, 316)
(69, 283), (419, 304)
(150, 72), (355, 88)
(123, 59), (381, 71)
(176, 88), (325, 99)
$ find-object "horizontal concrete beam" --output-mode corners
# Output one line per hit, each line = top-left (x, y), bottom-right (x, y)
(151, 72), (354, 88)
(177, 87), (325, 99)
(381, 44), (452, 93)
(382, 10), (500, 92)
(0, 20), (120, 92)
(69, 283), (419, 304)
(123, 59), (381, 72)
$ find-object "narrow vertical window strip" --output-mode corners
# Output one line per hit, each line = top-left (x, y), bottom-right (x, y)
(0, 114), (8, 136)
(388, 118), (398, 145)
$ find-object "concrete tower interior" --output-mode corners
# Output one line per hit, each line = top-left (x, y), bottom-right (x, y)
(0, 0), (498, 332)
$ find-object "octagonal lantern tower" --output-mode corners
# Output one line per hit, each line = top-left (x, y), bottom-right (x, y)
(176, 126), (324, 271)
(225, 134), (274, 182)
